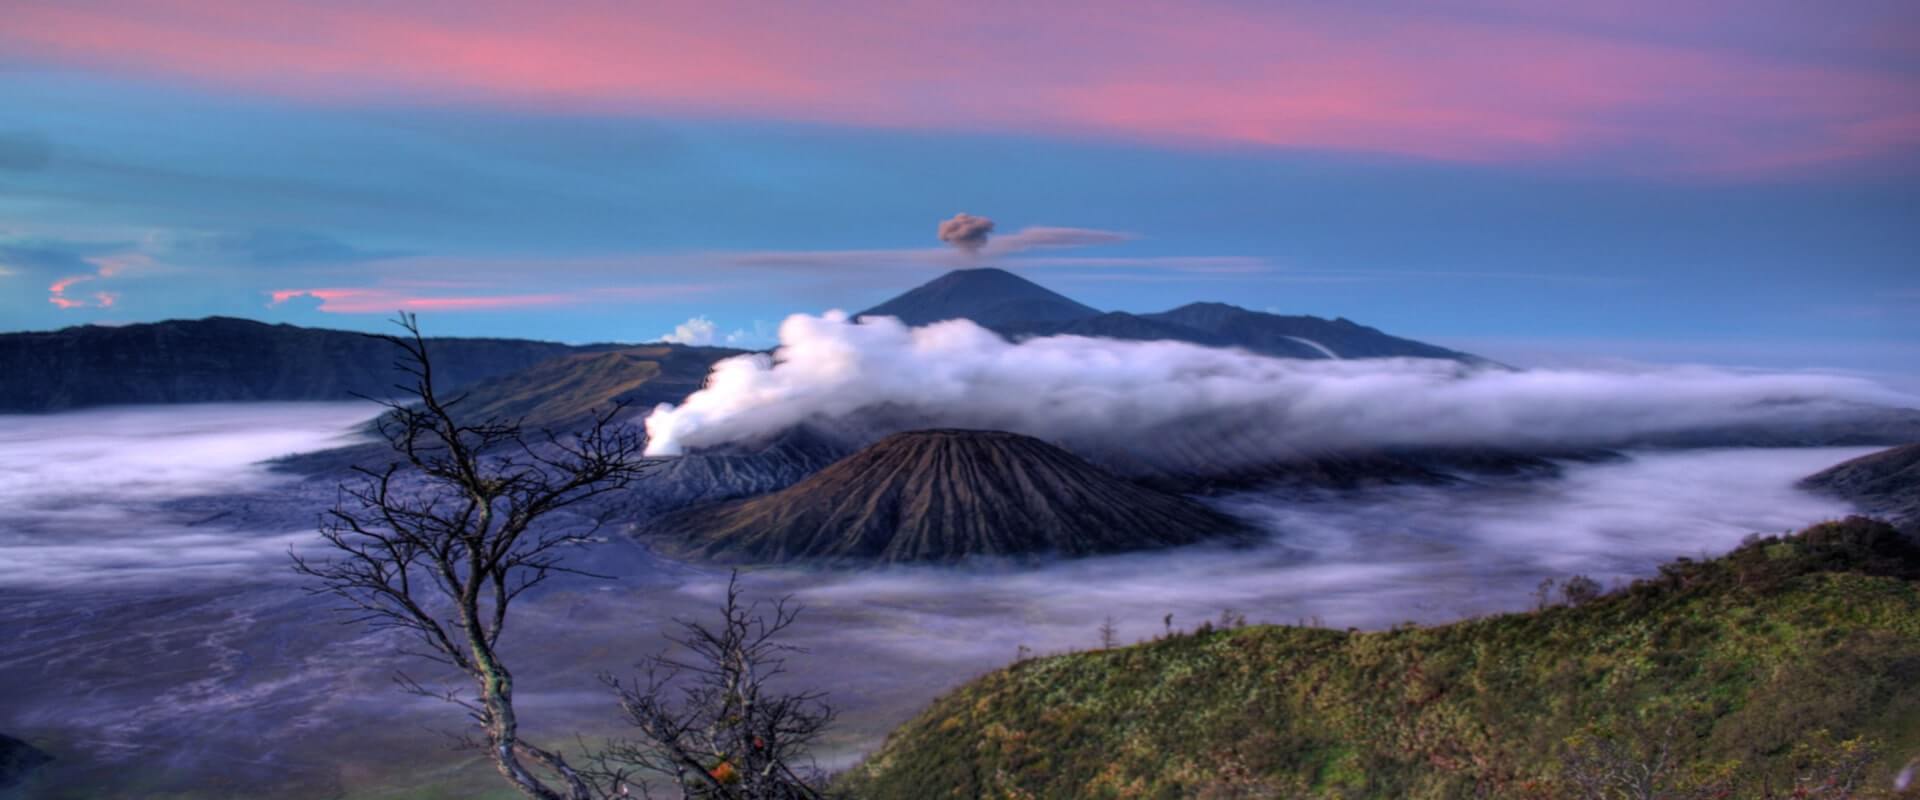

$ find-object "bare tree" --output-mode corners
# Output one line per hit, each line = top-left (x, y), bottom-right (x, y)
(292, 313), (649, 800)
(1561, 723), (1679, 800)
(1562, 707), (1905, 800)
(1560, 575), (1604, 607)
(1097, 615), (1119, 649)
(592, 572), (835, 799)
(1769, 731), (1886, 799)
(1560, 709), (1730, 800)
(1534, 577), (1559, 611)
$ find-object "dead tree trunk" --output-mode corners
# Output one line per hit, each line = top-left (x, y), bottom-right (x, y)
(293, 313), (647, 800)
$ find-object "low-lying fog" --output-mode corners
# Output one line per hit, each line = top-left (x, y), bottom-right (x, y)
(0, 403), (375, 589)
(0, 404), (1881, 798)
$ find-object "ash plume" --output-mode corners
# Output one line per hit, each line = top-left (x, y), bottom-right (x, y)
(937, 213), (995, 254)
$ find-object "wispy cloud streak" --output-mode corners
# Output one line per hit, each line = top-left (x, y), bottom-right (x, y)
(3, 0), (1914, 173)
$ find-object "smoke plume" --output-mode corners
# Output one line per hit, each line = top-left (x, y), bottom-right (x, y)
(642, 312), (1914, 459)
(937, 212), (995, 253)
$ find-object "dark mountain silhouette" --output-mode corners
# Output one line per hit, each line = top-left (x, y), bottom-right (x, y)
(1802, 443), (1920, 535)
(0, 733), (51, 790)
(1144, 302), (1480, 361)
(650, 429), (1248, 564)
(0, 317), (621, 412)
(856, 267), (1101, 327)
(858, 268), (1480, 362)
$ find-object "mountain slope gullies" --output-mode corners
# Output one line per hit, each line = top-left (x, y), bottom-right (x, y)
(649, 429), (1249, 564)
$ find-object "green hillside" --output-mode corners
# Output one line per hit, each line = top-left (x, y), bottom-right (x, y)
(842, 517), (1920, 799)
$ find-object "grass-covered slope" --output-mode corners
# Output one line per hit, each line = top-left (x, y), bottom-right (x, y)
(448, 345), (737, 431)
(843, 518), (1920, 798)
(272, 344), (741, 474)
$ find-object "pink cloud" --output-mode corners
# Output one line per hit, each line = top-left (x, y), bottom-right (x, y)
(43, 247), (150, 310)
(6, 1), (1912, 174)
(268, 288), (573, 314)
(266, 267), (726, 314)
(48, 274), (119, 309)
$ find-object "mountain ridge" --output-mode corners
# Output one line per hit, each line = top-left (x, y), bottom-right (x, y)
(8, 269), (1482, 414)
(857, 268), (1482, 362)
(1145, 301), (1479, 361)
(0, 316), (625, 413)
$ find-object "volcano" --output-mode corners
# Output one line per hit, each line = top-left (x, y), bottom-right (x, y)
(856, 268), (1484, 362)
(856, 267), (1100, 327)
(649, 429), (1248, 564)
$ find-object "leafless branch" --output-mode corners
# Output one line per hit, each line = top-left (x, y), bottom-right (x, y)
(292, 313), (651, 800)
(589, 572), (837, 800)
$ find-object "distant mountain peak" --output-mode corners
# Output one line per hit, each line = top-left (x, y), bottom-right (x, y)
(856, 268), (1101, 327)
(853, 270), (1483, 362)
(1166, 300), (1249, 313)
(939, 266), (1020, 280)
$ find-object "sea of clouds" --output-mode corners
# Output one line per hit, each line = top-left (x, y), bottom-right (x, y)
(0, 402), (377, 588)
(0, 398), (1891, 795)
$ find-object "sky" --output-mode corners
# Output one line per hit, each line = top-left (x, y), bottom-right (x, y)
(1, 0), (1917, 379)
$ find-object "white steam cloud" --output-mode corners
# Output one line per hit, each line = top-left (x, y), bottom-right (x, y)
(643, 312), (1914, 458)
